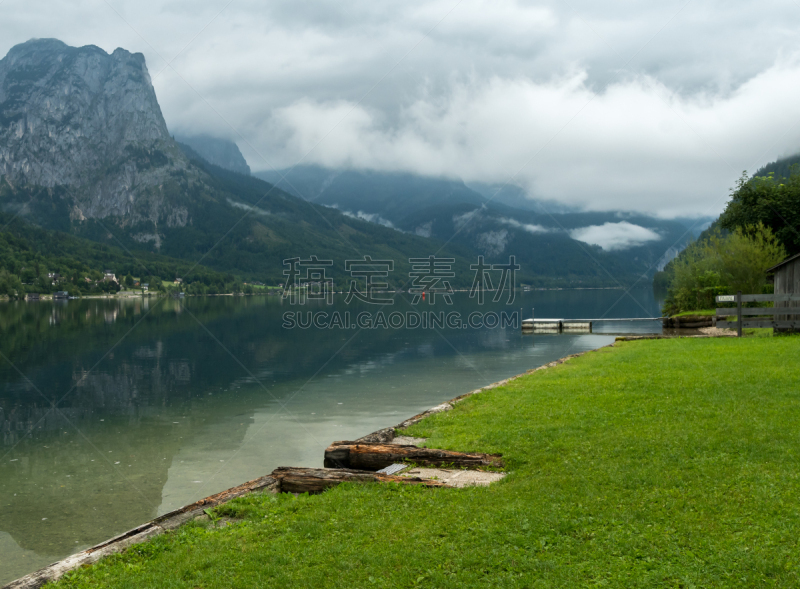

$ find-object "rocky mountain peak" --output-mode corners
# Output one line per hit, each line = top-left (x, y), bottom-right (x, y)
(0, 38), (188, 229)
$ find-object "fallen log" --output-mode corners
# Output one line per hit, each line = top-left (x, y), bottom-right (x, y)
(662, 317), (713, 328)
(323, 442), (503, 470)
(355, 427), (395, 443)
(271, 467), (447, 494)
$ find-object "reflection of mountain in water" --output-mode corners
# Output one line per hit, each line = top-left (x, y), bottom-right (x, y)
(0, 290), (661, 566)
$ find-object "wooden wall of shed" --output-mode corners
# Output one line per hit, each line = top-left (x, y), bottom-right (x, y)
(774, 258), (800, 327)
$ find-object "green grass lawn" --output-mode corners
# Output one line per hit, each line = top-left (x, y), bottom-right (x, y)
(52, 337), (800, 588)
(671, 309), (716, 317)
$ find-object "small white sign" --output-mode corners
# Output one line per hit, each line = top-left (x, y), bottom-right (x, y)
(717, 295), (736, 302)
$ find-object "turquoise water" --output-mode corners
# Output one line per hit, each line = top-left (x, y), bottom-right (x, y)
(0, 290), (662, 583)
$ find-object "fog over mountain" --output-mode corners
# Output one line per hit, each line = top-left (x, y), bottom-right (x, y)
(0, 39), (481, 285)
(2, 1), (799, 218)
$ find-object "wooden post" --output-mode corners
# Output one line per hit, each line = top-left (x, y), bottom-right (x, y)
(737, 290), (742, 338)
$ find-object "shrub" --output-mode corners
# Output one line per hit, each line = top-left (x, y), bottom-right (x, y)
(663, 223), (785, 315)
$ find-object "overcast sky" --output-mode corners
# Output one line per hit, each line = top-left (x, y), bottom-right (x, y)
(2, 0), (800, 217)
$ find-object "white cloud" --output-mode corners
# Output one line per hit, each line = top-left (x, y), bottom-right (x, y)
(335, 207), (396, 229)
(267, 63), (800, 217)
(569, 222), (661, 251)
(452, 209), (482, 231)
(226, 198), (271, 216)
(497, 217), (552, 234)
(3, 0), (800, 217)
(476, 230), (509, 257)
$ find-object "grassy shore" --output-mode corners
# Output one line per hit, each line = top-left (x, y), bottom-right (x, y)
(52, 336), (800, 588)
(671, 309), (716, 317)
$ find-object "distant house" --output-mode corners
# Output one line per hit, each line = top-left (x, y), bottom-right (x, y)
(142, 283), (149, 292)
(26, 293), (40, 301)
(174, 277), (183, 284)
(103, 272), (117, 283)
(54, 291), (69, 299)
(133, 280), (140, 287)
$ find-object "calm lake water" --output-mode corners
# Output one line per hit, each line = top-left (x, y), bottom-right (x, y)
(0, 289), (663, 583)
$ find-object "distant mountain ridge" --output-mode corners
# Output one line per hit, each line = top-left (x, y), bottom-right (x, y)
(174, 134), (251, 175)
(255, 165), (700, 282)
(752, 153), (800, 180)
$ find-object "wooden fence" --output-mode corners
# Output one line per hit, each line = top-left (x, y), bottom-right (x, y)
(716, 292), (800, 336)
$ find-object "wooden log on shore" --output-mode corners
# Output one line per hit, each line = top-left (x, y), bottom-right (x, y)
(662, 316), (713, 329)
(323, 442), (503, 470)
(676, 321), (711, 329)
(272, 467), (447, 494)
(355, 427), (396, 443)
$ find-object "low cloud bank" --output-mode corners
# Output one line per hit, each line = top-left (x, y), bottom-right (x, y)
(569, 222), (661, 251)
(337, 208), (396, 229)
(497, 218), (552, 234)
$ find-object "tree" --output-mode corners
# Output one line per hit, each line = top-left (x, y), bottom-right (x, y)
(720, 170), (800, 256)
(124, 273), (134, 287)
(663, 223), (786, 314)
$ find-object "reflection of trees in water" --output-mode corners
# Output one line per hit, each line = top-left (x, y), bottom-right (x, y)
(0, 295), (538, 442)
(1, 354), (195, 448)
(0, 294), (568, 559)
(0, 365), (266, 556)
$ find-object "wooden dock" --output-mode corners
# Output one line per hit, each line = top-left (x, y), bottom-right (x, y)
(522, 319), (591, 333)
(522, 317), (665, 333)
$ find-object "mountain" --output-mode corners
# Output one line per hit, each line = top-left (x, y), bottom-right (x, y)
(0, 38), (191, 230)
(464, 181), (580, 214)
(752, 153), (800, 180)
(0, 39), (698, 289)
(0, 39), (479, 286)
(174, 135), (251, 175)
(255, 165), (697, 284)
(254, 165), (487, 226)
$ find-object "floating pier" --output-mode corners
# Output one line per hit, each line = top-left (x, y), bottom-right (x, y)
(521, 316), (666, 334)
(522, 319), (592, 333)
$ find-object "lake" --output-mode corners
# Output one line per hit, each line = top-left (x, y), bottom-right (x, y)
(0, 289), (663, 584)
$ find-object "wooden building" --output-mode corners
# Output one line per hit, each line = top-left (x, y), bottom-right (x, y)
(767, 252), (800, 331)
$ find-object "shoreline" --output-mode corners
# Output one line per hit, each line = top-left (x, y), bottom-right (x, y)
(3, 343), (617, 589)
(2, 333), (735, 589)
(0, 285), (645, 303)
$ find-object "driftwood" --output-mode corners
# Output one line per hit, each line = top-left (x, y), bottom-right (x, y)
(662, 316), (713, 329)
(355, 427), (396, 443)
(272, 466), (447, 494)
(324, 442), (503, 470)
